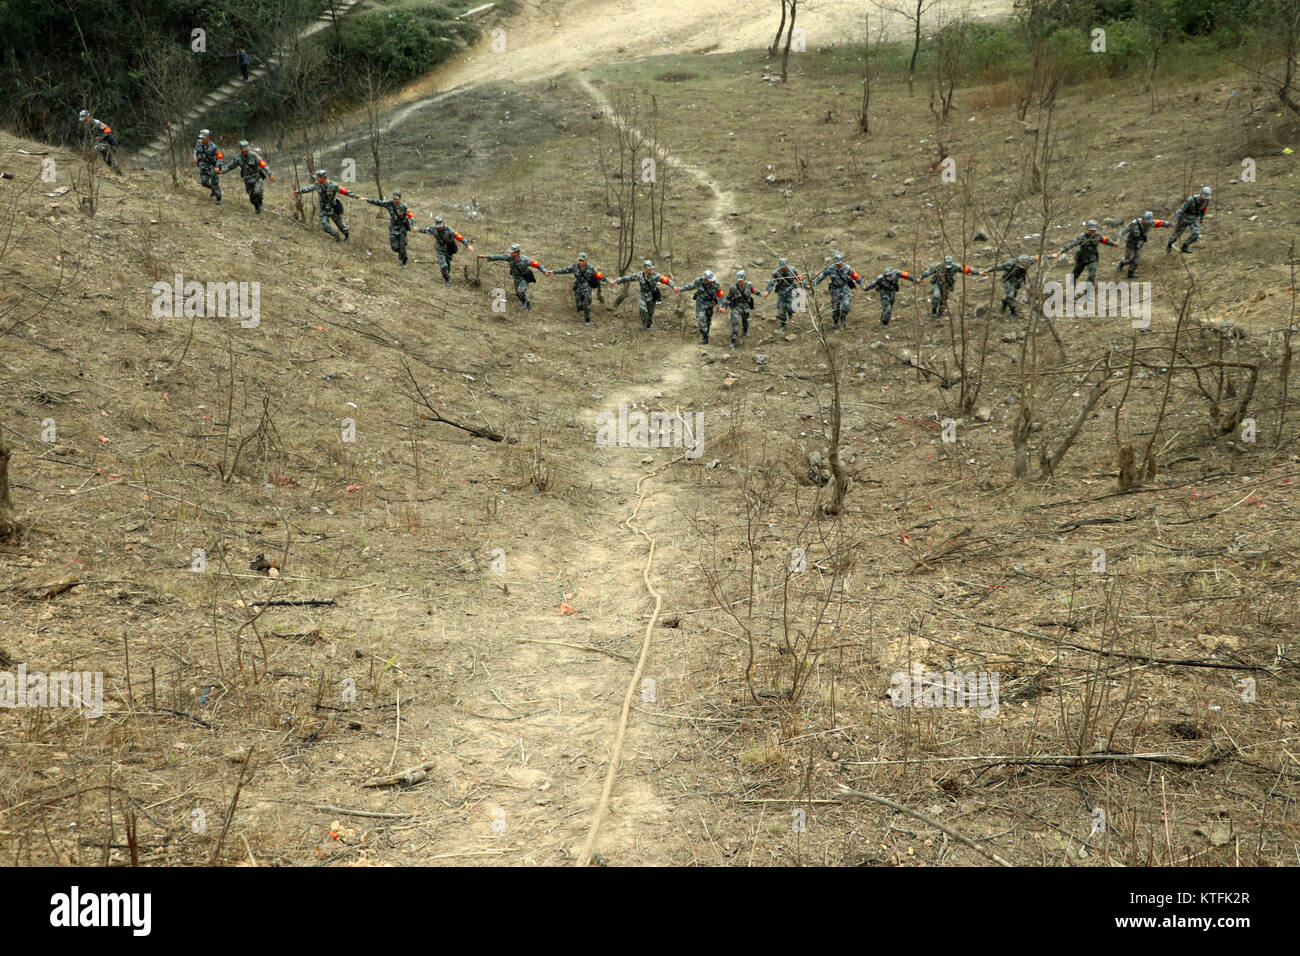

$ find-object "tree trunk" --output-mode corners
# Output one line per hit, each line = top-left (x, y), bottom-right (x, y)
(780, 1), (798, 83)
(769, 0), (787, 59)
(0, 438), (20, 540)
(908, 0), (923, 95)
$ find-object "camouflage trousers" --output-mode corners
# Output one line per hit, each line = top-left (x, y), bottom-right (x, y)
(319, 201), (348, 240)
(878, 290), (896, 326)
(1170, 217), (1201, 249)
(199, 166), (222, 200)
(389, 228), (409, 265)
(828, 291), (851, 327)
(1118, 238), (1144, 276)
(696, 301), (715, 341)
(929, 280), (950, 317)
(513, 278), (531, 309)
(436, 247), (456, 280)
(729, 308), (750, 344)
(638, 294), (657, 329)
(1071, 252), (1099, 285)
(572, 287), (593, 322)
(1001, 279), (1025, 316)
(242, 177), (265, 210)
(775, 290), (796, 328)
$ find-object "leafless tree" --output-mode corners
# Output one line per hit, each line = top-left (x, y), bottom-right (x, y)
(878, 0), (938, 95)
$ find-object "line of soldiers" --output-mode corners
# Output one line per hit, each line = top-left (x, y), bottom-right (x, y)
(92, 115), (1218, 339)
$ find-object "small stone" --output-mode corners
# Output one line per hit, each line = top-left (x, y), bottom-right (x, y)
(754, 354), (768, 365)
(974, 406), (993, 423)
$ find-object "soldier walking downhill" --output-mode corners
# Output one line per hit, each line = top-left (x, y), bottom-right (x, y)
(609, 259), (672, 330)
(1052, 220), (1120, 284)
(416, 215), (473, 284)
(675, 269), (727, 344)
(356, 189), (415, 266)
(193, 129), (224, 205)
(765, 258), (807, 332)
(862, 267), (921, 327)
(723, 270), (767, 347)
(479, 244), (547, 309)
(551, 253), (604, 324)
(813, 251), (861, 329)
(1167, 186), (1211, 255)
(293, 170), (353, 242)
(221, 140), (275, 214)
(920, 255), (975, 319)
(980, 254), (1040, 318)
(78, 110), (118, 168)
(1116, 211), (1170, 278)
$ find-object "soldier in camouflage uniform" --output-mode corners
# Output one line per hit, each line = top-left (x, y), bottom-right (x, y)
(78, 110), (117, 168)
(193, 129), (224, 204)
(765, 258), (807, 332)
(862, 268), (920, 327)
(610, 259), (672, 330)
(293, 170), (353, 241)
(980, 254), (1039, 318)
(919, 256), (974, 319)
(1114, 211), (1170, 278)
(550, 253), (603, 324)
(479, 244), (547, 309)
(676, 270), (727, 344)
(221, 140), (275, 214)
(416, 215), (473, 284)
(1053, 220), (1119, 284)
(813, 252), (860, 329)
(357, 189), (415, 266)
(1166, 186), (1210, 254)
(722, 270), (766, 347)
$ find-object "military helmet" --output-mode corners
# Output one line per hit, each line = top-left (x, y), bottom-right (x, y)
(509, 243), (521, 253)
(643, 259), (653, 268)
(578, 252), (587, 260)
(315, 169), (327, 178)
(199, 128), (211, 138)
(392, 189), (401, 199)
(737, 270), (746, 280)
(238, 140), (249, 149)
(78, 109), (89, 121)
(945, 255), (954, 265)
(1017, 254), (1032, 267)
(434, 215), (444, 225)
(1143, 210), (1155, 223)
(832, 250), (844, 261)
(778, 257), (788, 267)
(1201, 185), (1212, 197)
(704, 269), (714, 280)
(1086, 219), (1099, 231)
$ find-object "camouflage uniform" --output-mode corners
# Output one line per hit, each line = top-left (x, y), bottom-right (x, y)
(295, 178), (353, 240)
(919, 259), (973, 318)
(417, 222), (470, 283)
(194, 138), (224, 202)
(723, 278), (760, 346)
(1057, 229), (1119, 284)
(813, 260), (860, 328)
(221, 148), (272, 213)
(612, 266), (671, 329)
(985, 257), (1037, 317)
(862, 269), (918, 326)
(680, 273), (725, 344)
(485, 251), (545, 309)
(1167, 193), (1209, 253)
(365, 196), (415, 265)
(1115, 216), (1170, 277)
(552, 259), (601, 323)
(765, 262), (806, 331)
(83, 117), (117, 168)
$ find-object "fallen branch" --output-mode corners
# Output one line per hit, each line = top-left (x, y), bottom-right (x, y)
(402, 360), (514, 443)
(835, 785), (1014, 866)
(362, 758), (437, 788)
(247, 599), (337, 607)
(517, 638), (634, 663)
(312, 805), (413, 819)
